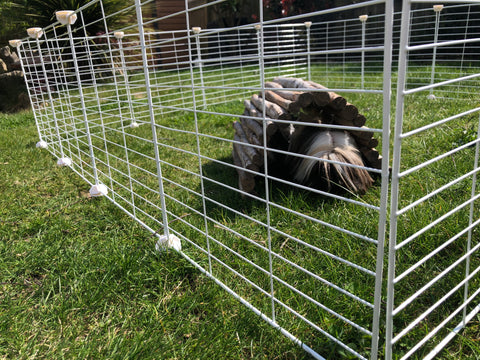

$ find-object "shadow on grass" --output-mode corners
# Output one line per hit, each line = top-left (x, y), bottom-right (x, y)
(200, 155), (358, 223)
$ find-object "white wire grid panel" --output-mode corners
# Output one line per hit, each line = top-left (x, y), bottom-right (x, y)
(388, 1), (480, 359)
(12, 0), (480, 358)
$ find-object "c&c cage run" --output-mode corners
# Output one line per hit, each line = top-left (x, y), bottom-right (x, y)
(9, 0), (480, 358)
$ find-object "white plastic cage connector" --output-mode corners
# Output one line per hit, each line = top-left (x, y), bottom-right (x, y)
(8, 39), (22, 48)
(155, 234), (182, 252)
(129, 122), (140, 128)
(56, 10), (78, 25)
(89, 184), (109, 197)
(192, 27), (201, 34)
(36, 140), (48, 149)
(359, 15), (369, 22)
(304, 21), (312, 28)
(57, 157), (72, 167)
(114, 31), (125, 40)
(27, 28), (43, 39)
(433, 4), (444, 12)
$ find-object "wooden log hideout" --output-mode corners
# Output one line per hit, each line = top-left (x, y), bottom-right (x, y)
(232, 77), (382, 195)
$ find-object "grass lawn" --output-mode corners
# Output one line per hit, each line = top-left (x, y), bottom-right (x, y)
(2, 63), (480, 359)
(0, 111), (311, 359)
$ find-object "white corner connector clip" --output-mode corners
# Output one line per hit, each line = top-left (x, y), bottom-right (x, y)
(57, 157), (72, 167)
(36, 140), (48, 149)
(155, 234), (182, 252)
(114, 31), (125, 40)
(27, 28), (43, 39)
(89, 183), (109, 197)
(359, 15), (369, 23)
(56, 10), (78, 25)
(130, 122), (140, 129)
(57, 157), (72, 166)
(9, 39), (22, 48)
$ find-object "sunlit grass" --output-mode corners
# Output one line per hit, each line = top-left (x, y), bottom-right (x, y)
(2, 63), (480, 359)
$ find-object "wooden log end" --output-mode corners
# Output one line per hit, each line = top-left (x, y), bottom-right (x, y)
(297, 92), (314, 108)
(266, 120), (278, 138)
(312, 91), (331, 107)
(329, 96), (347, 111)
(353, 114), (366, 127)
(288, 102), (301, 114)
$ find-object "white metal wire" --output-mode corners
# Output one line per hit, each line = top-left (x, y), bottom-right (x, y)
(11, 0), (480, 359)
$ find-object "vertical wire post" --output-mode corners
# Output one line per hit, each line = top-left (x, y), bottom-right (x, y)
(359, 15), (368, 89)
(134, 0), (171, 239)
(42, 29), (68, 155)
(34, 32), (65, 159)
(343, 21), (346, 84)
(256, 14), (277, 323)
(79, 9), (113, 197)
(113, 31), (138, 217)
(463, 113), (480, 323)
(460, 5), (471, 71)
(192, 27), (206, 108)
(51, 25), (77, 167)
(305, 21), (312, 81)
(429, 4), (444, 99)
(27, 26), (69, 164)
(115, 32), (138, 128)
(57, 11), (104, 192)
(255, 24), (261, 58)
(386, 0), (413, 358)
(325, 22), (329, 84)
(370, 2), (393, 359)
(185, 0), (212, 273)
(9, 39), (48, 149)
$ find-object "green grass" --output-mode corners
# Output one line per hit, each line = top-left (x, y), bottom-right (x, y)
(0, 112), (311, 360)
(2, 63), (480, 359)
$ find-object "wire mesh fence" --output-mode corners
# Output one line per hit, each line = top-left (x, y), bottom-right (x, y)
(9, 0), (480, 358)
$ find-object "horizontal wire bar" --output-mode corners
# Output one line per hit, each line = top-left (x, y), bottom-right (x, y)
(412, 0), (480, 3)
(407, 37), (480, 52)
(271, 296), (369, 360)
(400, 107), (480, 139)
(422, 299), (480, 360)
(395, 217), (480, 283)
(403, 73), (480, 95)
(393, 242), (480, 316)
(177, 250), (327, 360)
(398, 138), (480, 179)
(398, 285), (480, 360)
(393, 268), (480, 348)
(395, 193), (480, 250)
(397, 167), (480, 216)
(272, 201), (378, 245)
